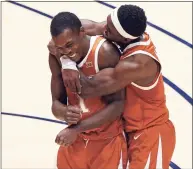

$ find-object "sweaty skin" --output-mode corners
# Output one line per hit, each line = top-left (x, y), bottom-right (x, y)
(50, 12), (175, 169)
(79, 52), (159, 98)
(48, 19), (159, 145)
(49, 27), (126, 145)
(49, 53), (82, 124)
(53, 19), (160, 97)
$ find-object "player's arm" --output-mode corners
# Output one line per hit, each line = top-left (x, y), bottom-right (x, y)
(49, 53), (67, 120)
(69, 90), (125, 133)
(65, 41), (125, 132)
(49, 54), (81, 123)
(80, 54), (160, 97)
(80, 19), (106, 36)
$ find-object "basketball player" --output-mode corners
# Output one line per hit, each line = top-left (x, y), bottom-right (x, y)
(49, 12), (127, 169)
(49, 5), (176, 169)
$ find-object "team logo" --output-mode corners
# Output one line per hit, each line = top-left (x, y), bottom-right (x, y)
(85, 62), (93, 68)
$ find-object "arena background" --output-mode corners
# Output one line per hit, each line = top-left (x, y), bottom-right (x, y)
(2, 1), (192, 168)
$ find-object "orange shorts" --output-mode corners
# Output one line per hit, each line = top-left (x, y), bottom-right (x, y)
(57, 133), (127, 169)
(126, 120), (176, 169)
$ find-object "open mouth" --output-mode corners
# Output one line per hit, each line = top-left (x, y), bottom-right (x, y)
(68, 53), (76, 58)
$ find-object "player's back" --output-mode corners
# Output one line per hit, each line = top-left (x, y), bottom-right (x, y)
(63, 36), (123, 139)
(121, 32), (169, 132)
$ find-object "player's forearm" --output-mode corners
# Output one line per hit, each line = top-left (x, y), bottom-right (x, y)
(81, 19), (104, 36)
(69, 100), (124, 133)
(80, 68), (127, 98)
(52, 100), (67, 121)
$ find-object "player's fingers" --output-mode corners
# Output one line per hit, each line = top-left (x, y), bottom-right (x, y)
(56, 136), (64, 145)
(58, 136), (65, 145)
(60, 138), (69, 146)
(67, 118), (79, 123)
(67, 120), (78, 125)
(55, 136), (59, 144)
(68, 117), (81, 123)
(66, 111), (81, 118)
(68, 107), (82, 114)
(67, 118), (79, 125)
(67, 117), (80, 122)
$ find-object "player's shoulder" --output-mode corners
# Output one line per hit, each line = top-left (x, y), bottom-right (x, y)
(101, 39), (120, 54)
(98, 39), (121, 70)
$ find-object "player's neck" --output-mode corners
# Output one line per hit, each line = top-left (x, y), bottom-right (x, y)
(76, 35), (91, 64)
(81, 35), (91, 57)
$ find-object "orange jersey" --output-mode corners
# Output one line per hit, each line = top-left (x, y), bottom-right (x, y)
(65, 36), (122, 139)
(120, 32), (169, 132)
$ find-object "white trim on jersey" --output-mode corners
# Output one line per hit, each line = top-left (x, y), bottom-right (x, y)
(144, 151), (151, 169)
(127, 134), (163, 169)
(118, 150), (123, 169)
(144, 134), (163, 169)
(131, 77), (161, 91)
(94, 39), (106, 73)
(126, 159), (130, 169)
(117, 132), (127, 169)
(123, 50), (161, 90)
(77, 36), (97, 68)
(123, 35), (151, 53)
(156, 134), (163, 169)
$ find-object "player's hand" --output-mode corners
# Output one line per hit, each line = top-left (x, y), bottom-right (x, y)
(47, 40), (59, 57)
(65, 105), (82, 125)
(55, 128), (78, 146)
(61, 69), (82, 94)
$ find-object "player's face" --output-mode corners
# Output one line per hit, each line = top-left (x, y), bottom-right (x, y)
(103, 15), (126, 43)
(53, 28), (84, 63)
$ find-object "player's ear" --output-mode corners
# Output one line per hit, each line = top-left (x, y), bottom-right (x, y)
(79, 26), (85, 36)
